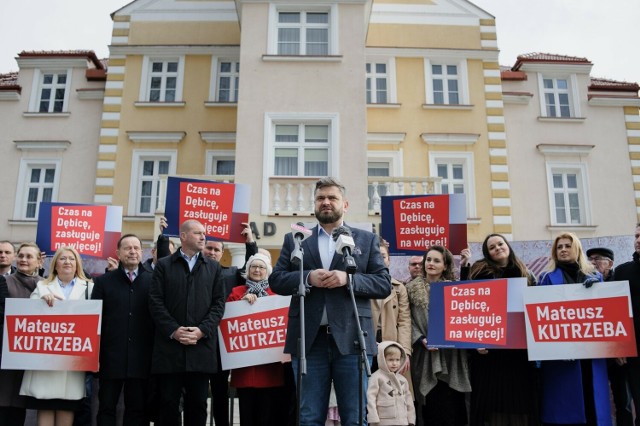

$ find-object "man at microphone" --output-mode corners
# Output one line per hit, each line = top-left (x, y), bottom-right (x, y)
(270, 177), (392, 426)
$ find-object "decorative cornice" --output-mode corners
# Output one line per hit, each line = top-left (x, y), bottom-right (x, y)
(421, 133), (479, 145)
(367, 132), (405, 145)
(200, 132), (236, 143)
(14, 140), (71, 151)
(127, 131), (185, 143)
(536, 144), (594, 155)
(588, 96), (640, 107)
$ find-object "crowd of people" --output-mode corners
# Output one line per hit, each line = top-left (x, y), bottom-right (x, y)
(0, 176), (639, 426)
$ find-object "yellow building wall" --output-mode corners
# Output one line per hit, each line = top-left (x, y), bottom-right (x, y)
(367, 24), (481, 50)
(128, 22), (241, 45)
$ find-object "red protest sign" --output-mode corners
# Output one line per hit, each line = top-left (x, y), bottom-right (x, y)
(219, 307), (288, 353)
(179, 181), (235, 239)
(393, 196), (449, 251)
(525, 296), (632, 343)
(51, 205), (107, 256)
(444, 279), (508, 345)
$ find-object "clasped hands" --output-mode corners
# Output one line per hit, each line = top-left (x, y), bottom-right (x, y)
(308, 269), (348, 289)
(173, 326), (204, 345)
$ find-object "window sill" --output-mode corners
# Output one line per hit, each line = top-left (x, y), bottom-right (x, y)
(23, 112), (70, 118)
(547, 225), (597, 232)
(262, 55), (343, 63)
(204, 102), (238, 108)
(367, 103), (401, 109)
(123, 216), (155, 222)
(537, 116), (586, 123)
(8, 220), (37, 226)
(422, 104), (474, 111)
(134, 102), (186, 108)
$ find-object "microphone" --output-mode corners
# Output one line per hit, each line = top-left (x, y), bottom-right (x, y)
(332, 226), (357, 273)
(290, 222), (311, 265)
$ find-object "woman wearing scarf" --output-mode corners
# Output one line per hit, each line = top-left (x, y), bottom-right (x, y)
(538, 232), (610, 425)
(227, 253), (286, 426)
(0, 242), (42, 425)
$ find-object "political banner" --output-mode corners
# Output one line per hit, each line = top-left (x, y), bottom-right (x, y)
(523, 281), (637, 360)
(380, 194), (467, 255)
(427, 278), (528, 349)
(164, 177), (250, 243)
(218, 295), (291, 370)
(36, 202), (122, 260)
(2, 299), (102, 371)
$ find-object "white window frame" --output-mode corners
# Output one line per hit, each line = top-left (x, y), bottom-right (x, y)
(139, 57), (185, 102)
(13, 159), (62, 220)
(424, 58), (469, 105)
(28, 69), (72, 113)
(367, 150), (403, 210)
(428, 152), (476, 217)
(128, 150), (178, 216)
(267, 4), (338, 56)
(537, 74), (580, 118)
(545, 162), (591, 226)
(210, 57), (240, 103)
(205, 150), (236, 177)
(366, 58), (397, 104)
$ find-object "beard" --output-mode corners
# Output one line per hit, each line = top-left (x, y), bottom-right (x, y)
(315, 207), (342, 225)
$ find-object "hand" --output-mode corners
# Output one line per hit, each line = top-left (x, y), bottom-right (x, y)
(399, 355), (411, 374)
(309, 269), (347, 288)
(243, 293), (258, 304)
(241, 222), (254, 243)
(174, 326), (203, 345)
(583, 276), (599, 288)
(106, 257), (118, 271)
(159, 216), (168, 233)
(477, 348), (489, 355)
(42, 293), (63, 307)
(460, 247), (471, 267)
(616, 357), (627, 366)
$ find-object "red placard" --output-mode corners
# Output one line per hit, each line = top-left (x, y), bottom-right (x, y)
(50, 205), (107, 256)
(179, 181), (235, 239)
(393, 196), (449, 251)
(219, 307), (288, 353)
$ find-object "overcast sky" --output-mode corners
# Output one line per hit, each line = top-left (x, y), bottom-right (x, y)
(1, 0), (638, 83)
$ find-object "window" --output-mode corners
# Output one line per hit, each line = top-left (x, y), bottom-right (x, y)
(429, 152), (476, 217)
(537, 74), (580, 118)
(273, 124), (329, 176)
(277, 11), (329, 55)
(425, 59), (469, 105)
(140, 57), (185, 102)
(546, 165), (590, 225)
(542, 77), (570, 117)
(206, 150), (236, 176)
(216, 60), (239, 103)
(29, 70), (71, 113)
(366, 63), (388, 104)
(14, 160), (61, 220)
(129, 151), (177, 216)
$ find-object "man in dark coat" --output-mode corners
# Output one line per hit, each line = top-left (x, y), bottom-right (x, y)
(92, 233), (154, 426)
(270, 177), (391, 425)
(609, 227), (640, 426)
(149, 219), (226, 426)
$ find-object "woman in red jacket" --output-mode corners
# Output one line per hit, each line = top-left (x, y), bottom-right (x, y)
(227, 253), (286, 426)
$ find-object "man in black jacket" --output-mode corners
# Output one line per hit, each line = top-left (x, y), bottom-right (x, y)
(149, 220), (226, 426)
(610, 226), (640, 426)
(92, 234), (154, 426)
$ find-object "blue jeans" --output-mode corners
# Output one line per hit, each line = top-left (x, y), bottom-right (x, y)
(292, 331), (371, 426)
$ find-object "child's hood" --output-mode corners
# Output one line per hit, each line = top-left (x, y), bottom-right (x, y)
(376, 340), (406, 374)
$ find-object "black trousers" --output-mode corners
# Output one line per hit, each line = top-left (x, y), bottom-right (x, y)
(97, 378), (148, 426)
(209, 370), (230, 426)
(0, 406), (26, 426)
(155, 373), (209, 426)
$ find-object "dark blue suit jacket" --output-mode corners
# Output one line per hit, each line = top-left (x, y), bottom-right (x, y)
(269, 224), (391, 356)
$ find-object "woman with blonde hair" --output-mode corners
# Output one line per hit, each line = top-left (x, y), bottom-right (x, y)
(0, 242), (42, 425)
(537, 232), (610, 425)
(20, 246), (93, 426)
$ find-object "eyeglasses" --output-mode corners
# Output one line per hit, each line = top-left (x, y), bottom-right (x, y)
(409, 263), (422, 267)
(588, 256), (610, 262)
(250, 265), (267, 270)
(58, 256), (76, 263)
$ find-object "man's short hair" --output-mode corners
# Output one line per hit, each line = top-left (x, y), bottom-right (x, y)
(117, 234), (141, 249)
(206, 240), (224, 251)
(0, 241), (15, 252)
(314, 177), (346, 197)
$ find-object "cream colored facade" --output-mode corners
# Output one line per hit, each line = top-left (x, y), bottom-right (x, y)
(501, 54), (640, 241)
(0, 51), (105, 243)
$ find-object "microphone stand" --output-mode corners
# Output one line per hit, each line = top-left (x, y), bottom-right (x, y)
(344, 260), (370, 426)
(291, 239), (308, 426)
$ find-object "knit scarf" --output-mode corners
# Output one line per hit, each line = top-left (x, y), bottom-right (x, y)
(245, 278), (270, 298)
